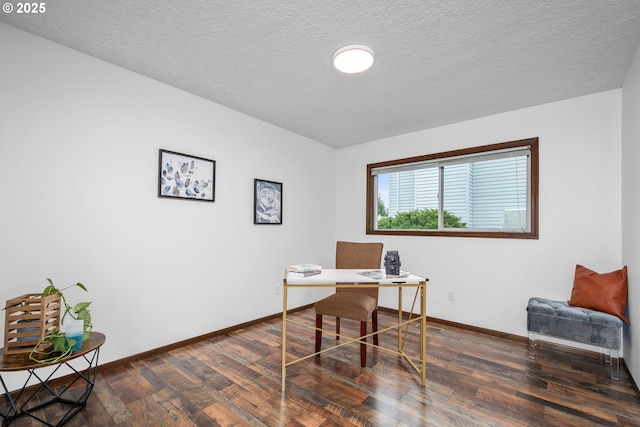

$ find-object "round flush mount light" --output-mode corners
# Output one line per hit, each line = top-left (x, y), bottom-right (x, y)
(332, 44), (375, 73)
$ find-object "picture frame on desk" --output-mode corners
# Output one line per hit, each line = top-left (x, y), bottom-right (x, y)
(158, 149), (216, 202)
(254, 179), (282, 224)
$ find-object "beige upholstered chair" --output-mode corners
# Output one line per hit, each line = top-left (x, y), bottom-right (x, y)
(314, 241), (384, 367)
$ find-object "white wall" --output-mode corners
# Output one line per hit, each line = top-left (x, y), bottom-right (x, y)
(0, 23), (337, 375)
(336, 90), (623, 342)
(622, 43), (640, 384)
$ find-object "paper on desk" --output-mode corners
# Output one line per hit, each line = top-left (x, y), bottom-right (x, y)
(357, 269), (411, 279)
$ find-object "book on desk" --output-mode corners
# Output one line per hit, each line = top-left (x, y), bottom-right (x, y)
(287, 264), (322, 277)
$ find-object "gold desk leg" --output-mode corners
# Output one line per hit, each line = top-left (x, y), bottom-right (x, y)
(398, 285), (403, 353)
(420, 281), (427, 387)
(282, 279), (287, 393)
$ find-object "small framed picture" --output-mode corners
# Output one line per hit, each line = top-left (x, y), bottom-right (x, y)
(254, 179), (282, 224)
(158, 149), (216, 202)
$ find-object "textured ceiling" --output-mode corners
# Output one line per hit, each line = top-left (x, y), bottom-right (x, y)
(2, 0), (640, 148)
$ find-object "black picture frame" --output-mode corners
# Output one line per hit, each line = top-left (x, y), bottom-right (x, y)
(158, 149), (216, 202)
(254, 179), (282, 224)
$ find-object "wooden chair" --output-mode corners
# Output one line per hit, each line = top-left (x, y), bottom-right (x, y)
(314, 241), (383, 367)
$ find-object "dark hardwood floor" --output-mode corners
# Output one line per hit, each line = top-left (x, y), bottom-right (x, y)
(2, 307), (639, 426)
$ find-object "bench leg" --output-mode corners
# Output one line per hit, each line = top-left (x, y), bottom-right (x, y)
(528, 332), (537, 360)
(605, 348), (619, 380)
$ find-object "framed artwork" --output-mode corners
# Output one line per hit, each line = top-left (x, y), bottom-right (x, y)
(254, 179), (282, 224)
(158, 149), (215, 202)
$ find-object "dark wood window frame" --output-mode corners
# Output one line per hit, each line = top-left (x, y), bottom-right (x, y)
(366, 137), (539, 239)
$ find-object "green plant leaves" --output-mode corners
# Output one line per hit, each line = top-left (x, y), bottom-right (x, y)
(29, 329), (73, 364)
(73, 301), (91, 313)
(29, 278), (93, 364)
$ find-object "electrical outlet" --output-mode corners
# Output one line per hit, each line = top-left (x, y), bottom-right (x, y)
(275, 284), (281, 295)
(448, 290), (455, 302)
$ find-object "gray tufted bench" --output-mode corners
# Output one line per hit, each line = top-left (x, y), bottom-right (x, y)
(526, 297), (623, 380)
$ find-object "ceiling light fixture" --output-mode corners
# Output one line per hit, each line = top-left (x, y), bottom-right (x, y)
(332, 44), (375, 74)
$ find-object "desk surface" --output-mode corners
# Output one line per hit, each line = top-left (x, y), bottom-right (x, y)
(285, 269), (426, 285)
(0, 332), (106, 372)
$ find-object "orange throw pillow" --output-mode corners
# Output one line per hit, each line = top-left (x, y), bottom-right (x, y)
(568, 264), (628, 323)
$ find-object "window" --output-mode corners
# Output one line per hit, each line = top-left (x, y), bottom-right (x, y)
(366, 138), (538, 239)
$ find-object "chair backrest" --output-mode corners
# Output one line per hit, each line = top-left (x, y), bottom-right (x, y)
(335, 241), (383, 301)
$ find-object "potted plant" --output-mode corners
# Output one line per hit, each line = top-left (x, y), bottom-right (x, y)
(29, 278), (92, 363)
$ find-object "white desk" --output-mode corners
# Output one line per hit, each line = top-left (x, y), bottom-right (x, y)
(281, 269), (428, 391)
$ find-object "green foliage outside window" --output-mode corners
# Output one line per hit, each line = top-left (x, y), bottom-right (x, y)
(377, 208), (467, 229)
(377, 195), (388, 217)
